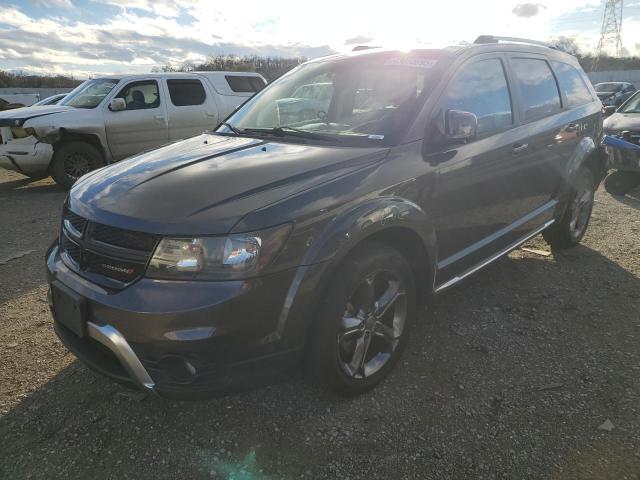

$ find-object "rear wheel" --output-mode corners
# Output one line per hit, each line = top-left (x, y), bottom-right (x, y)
(604, 171), (640, 196)
(543, 167), (595, 249)
(310, 242), (416, 395)
(50, 141), (104, 189)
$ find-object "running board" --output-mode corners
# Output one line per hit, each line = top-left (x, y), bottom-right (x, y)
(434, 219), (554, 294)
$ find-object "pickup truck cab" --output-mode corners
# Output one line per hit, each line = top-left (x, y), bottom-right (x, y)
(0, 71), (266, 187)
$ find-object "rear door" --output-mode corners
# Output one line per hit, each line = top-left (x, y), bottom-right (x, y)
(505, 55), (567, 209)
(428, 54), (542, 285)
(164, 76), (218, 141)
(104, 79), (168, 160)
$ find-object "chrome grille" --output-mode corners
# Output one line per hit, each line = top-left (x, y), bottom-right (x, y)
(60, 208), (158, 288)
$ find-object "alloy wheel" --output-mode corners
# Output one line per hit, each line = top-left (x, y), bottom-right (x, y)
(337, 270), (407, 379)
(569, 174), (594, 240)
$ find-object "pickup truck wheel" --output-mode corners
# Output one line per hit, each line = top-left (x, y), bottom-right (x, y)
(309, 242), (416, 395)
(51, 141), (104, 189)
(543, 167), (595, 249)
(604, 171), (640, 196)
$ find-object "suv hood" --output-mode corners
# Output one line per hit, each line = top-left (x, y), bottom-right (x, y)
(70, 133), (388, 235)
(604, 112), (640, 131)
(0, 104), (77, 127)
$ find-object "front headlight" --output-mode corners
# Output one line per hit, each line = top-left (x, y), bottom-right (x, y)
(146, 223), (292, 280)
(10, 127), (35, 139)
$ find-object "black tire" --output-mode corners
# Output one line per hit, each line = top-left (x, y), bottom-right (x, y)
(50, 141), (104, 189)
(543, 167), (595, 249)
(604, 171), (640, 196)
(309, 241), (416, 395)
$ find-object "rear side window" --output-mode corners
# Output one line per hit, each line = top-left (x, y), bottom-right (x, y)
(167, 79), (206, 106)
(551, 61), (593, 107)
(225, 75), (266, 93)
(511, 58), (561, 120)
(443, 58), (513, 136)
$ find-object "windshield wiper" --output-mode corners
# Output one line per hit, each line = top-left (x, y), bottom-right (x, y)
(242, 126), (334, 141)
(221, 122), (242, 135)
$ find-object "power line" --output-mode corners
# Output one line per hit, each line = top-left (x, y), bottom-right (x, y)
(594, 0), (624, 69)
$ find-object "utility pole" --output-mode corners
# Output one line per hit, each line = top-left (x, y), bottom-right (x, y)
(593, 0), (624, 71)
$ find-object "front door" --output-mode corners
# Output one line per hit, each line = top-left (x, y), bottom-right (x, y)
(104, 79), (168, 160)
(426, 55), (542, 286)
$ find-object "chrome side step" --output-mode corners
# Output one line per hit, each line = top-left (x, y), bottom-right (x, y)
(434, 219), (555, 294)
(87, 322), (156, 392)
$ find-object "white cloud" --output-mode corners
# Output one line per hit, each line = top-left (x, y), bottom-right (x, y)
(0, 0), (636, 77)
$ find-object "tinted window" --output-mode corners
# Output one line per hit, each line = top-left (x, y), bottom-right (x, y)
(551, 61), (593, 107)
(116, 80), (160, 110)
(444, 58), (513, 136)
(512, 58), (561, 120)
(167, 79), (206, 106)
(225, 75), (266, 93)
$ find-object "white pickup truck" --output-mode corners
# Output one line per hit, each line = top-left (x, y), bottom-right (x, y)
(0, 71), (266, 188)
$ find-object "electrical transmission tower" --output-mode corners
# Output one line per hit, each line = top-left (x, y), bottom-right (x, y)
(593, 0), (624, 70)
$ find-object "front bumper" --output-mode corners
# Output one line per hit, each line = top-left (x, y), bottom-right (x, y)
(0, 136), (53, 176)
(46, 242), (326, 398)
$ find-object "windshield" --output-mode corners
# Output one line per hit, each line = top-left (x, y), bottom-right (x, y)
(59, 78), (119, 109)
(221, 54), (439, 145)
(619, 92), (640, 113)
(596, 83), (623, 93)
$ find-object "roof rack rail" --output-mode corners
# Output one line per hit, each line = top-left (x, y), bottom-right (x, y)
(352, 45), (380, 51)
(474, 35), (557, 50)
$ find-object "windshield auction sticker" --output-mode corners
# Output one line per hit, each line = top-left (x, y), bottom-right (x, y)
(384, 57), (438, 69)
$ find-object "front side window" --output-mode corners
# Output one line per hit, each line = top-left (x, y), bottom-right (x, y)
(551, 61), (593, 107)
(443, 58), (513, 136)
(60, 78), (119, 109)
(223, 54), (440, 146)
(512, 58), (561, 120)
(167, 79), (206, 106)
(115, 80), (160, 110)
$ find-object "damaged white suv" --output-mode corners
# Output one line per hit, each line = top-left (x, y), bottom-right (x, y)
(0, 71), (266, 188)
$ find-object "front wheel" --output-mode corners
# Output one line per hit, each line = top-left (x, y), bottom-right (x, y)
(543, 167), (595, 249)
(604, 171), (640, 196)
(309, 242), (416, 395)
(50, 141), (104, 189)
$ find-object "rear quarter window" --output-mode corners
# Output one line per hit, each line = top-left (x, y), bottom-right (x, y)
(551, 61), (593, 107)
(511, 58), (561, 120)
(225, 75), (266, 93)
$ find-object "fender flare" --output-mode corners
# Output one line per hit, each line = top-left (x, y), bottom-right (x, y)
(269, 197), (437, 345)
(566, 136), (602, 185)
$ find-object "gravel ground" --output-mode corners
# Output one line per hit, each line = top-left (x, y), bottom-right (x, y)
(0, 169), (639, 480)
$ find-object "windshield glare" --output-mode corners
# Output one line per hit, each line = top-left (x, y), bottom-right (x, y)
(620, 92), (640, 113)
(60, 78), (119, 109)
(222, 55), (438, 145)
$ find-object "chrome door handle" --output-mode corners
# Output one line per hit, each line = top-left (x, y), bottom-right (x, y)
(511, 143), (529, 155)
(154, 115), (165, 121)
(565, 123), (580, 132)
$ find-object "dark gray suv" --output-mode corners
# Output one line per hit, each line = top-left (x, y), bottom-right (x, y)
(47, 36), (605, 398)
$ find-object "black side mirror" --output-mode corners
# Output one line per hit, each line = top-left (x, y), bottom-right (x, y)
(446, 109), (478, 142)
(603, 105), (616, 117)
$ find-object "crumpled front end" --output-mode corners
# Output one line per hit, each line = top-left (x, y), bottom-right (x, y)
(0, 127), (54, 177)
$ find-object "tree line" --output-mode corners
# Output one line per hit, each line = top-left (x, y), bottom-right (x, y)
(0, 70), (82, 88)
(4, 49), (640, 89)
(152, 55), (306, 81)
